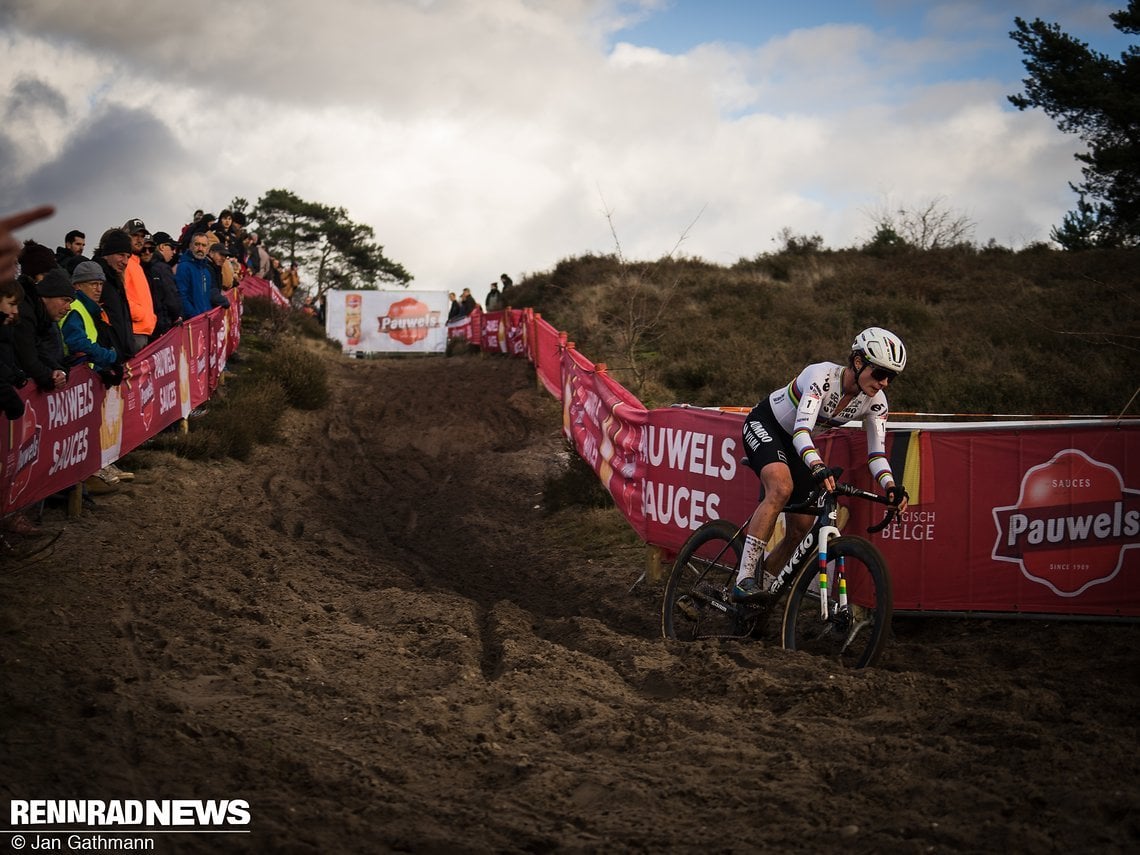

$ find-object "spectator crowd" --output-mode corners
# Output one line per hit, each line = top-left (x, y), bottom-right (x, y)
(0, 204), (300, 541)
(447, 274), (514, 322)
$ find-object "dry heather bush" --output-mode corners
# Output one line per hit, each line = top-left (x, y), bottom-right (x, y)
(202, 379), (289, 460)
(265, 338), (330, 410)
(241, 296), (291, 339)
(154, 379), (288, 461)
(291, 311), (330, 342)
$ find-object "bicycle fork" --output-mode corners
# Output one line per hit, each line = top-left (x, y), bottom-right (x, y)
(815, 525), (842, 620)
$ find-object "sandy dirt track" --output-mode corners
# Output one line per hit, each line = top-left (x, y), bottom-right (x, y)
(1, 352), (1137, 853)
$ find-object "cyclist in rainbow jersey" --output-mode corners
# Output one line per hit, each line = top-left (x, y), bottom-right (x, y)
(734, 327), (910, 601)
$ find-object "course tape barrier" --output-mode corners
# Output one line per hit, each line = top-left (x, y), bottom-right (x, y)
(2, 288), (243, 514)
(482, 306), (1140, 618)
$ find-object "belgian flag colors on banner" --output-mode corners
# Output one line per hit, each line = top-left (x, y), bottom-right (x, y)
(889, 430), (934, 506)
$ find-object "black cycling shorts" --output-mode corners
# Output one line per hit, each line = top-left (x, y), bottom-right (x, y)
(742, 398), (815, 504)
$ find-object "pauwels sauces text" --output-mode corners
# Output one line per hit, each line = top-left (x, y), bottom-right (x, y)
(152, 345), (179, 416)
(46, 379), (95, 475)
(643, 426), (737, 531)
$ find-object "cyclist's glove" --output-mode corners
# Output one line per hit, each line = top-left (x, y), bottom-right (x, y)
(809, 463), (834, 484)
(886, 485), (909, 507)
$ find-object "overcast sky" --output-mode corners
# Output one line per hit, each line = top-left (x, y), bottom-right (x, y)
(0, 0), (1132, 298)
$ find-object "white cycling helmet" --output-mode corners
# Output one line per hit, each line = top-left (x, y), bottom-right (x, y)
(852, 327), (906, 373)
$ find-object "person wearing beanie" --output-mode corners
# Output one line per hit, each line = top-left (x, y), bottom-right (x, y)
(121, 218), (157, 350)
(17, 239), (57, 280)
(12, 267), (70, 392)
(12, 243), (68, 391)
(61, 261), (119, 372)
(94, 228), (137, 358)
(62, 261), (133, 487)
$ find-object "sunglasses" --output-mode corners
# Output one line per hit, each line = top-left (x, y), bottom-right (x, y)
(869, 366), (897, 382)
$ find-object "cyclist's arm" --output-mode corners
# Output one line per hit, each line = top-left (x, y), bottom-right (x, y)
(864, 393), (907, 508)
(788, 367), (829, 471)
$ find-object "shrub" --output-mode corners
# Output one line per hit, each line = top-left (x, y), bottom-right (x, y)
(265, 338), (330, 410)
(291, 311), (330, 342)
(153, 379), (288, 461)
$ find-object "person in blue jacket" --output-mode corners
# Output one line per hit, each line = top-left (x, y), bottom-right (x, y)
(174, 232), (213, 318)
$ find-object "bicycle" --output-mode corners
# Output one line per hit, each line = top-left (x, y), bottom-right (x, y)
(661, 469), (899, 669)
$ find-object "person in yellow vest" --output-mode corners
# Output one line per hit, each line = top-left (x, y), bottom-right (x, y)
(60, 261), (132, 486)
(59, 261), (121, 374)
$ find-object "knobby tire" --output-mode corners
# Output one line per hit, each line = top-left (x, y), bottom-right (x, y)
(662, 520), (765, 642)
(780, 535), (893, 669)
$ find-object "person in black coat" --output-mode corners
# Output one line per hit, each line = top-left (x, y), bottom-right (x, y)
(0, 277), (29, 420)
(143, 231), (183, 337)
(11, 241), (67, 391)
(93, 228), (138, 358)
(55, 229), (88, 274)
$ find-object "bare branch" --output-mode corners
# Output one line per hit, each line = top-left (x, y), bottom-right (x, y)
(596, 184), (625, 263)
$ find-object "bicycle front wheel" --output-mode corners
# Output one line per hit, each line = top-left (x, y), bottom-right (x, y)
(662, 520), (762, 641)
(781, 536), (893, 668)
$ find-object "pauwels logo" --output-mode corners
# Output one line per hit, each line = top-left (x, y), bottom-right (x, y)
(7, 405), (41, 505)
(377, 298), (440, 346)
(992, 449), (1140, 597)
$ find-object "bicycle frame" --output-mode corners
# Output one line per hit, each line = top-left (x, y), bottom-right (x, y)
(734, 476), (896, 614)
(748, 490), (841, 612)
(662, 473), (897, 663)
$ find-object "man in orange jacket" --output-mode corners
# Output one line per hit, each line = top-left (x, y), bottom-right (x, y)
(121, 218), (157, 351)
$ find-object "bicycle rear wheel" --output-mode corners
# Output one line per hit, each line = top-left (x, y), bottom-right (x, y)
(662, 520), (762, 641)
(780, 536), (893, 668)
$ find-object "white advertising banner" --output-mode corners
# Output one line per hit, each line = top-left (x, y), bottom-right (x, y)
(325, 290), (450, 354)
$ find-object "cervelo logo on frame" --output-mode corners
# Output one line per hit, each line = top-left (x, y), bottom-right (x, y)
(991, 449), (1140, 597)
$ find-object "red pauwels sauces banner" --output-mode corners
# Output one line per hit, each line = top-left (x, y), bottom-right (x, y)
(120, 339), (184, 452)
(505, 308), (527, 356)
(0, 302), (238, 514)
(3, 374), (103, 513)
(476, 310), (528, 356)
(184, 314), (211, 410)
(633, 416), (1139, 617)
(560, 348), (648, 537)
(641, 407), (755, 554)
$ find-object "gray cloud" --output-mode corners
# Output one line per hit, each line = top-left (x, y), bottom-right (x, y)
(4, 75), (68, 122)
(1, 101), (189, 240)
(0, 0), (1097, 292)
